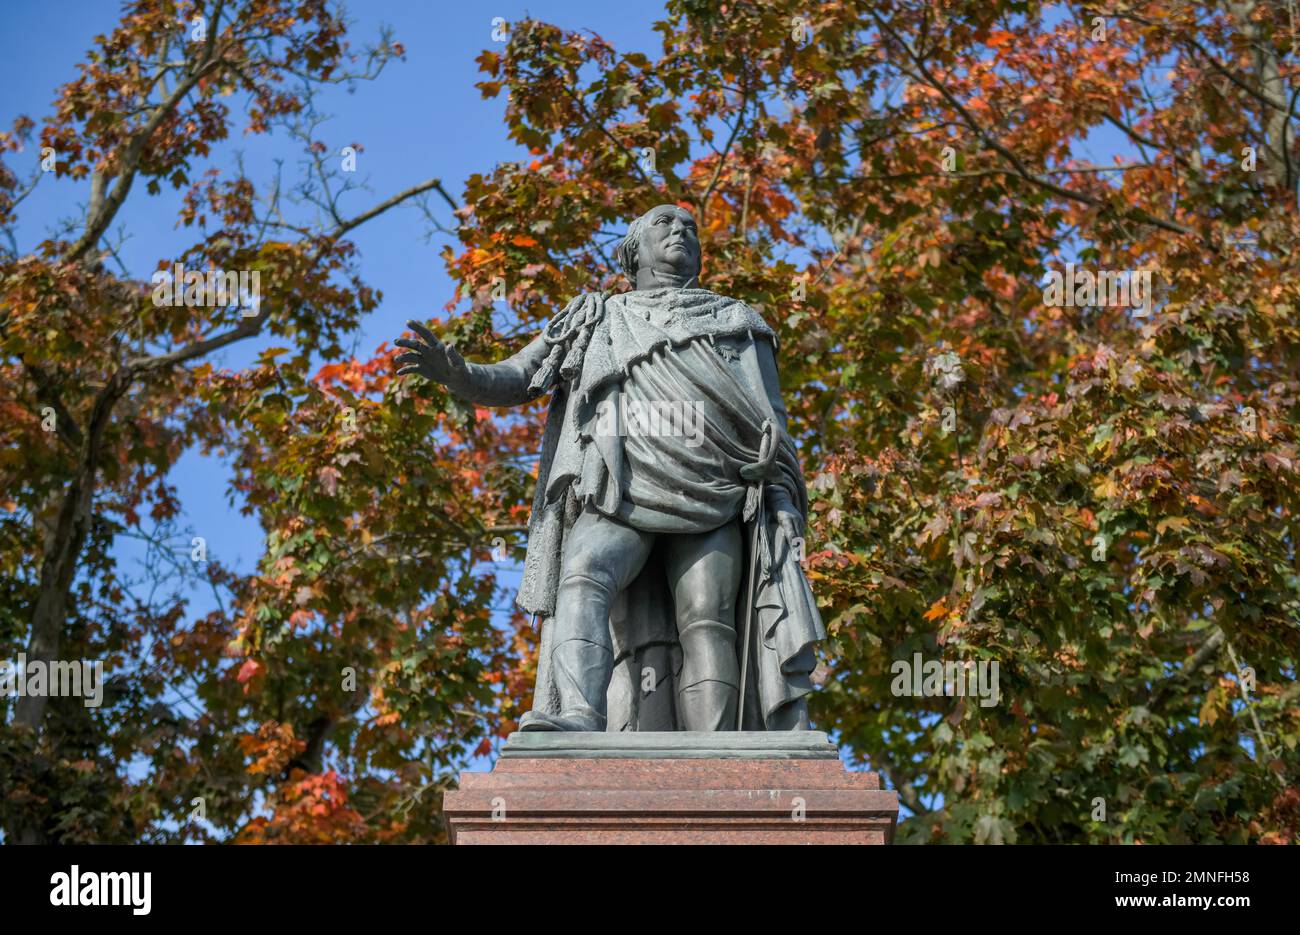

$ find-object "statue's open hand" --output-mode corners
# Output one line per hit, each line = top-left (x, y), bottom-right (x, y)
(395, 320), (470, 389)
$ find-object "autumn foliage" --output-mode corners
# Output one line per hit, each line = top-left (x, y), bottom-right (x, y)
(3, 1), (1298, 844)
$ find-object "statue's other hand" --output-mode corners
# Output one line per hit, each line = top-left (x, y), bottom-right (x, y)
(395, 319), (469, 389)
(772, 499), (804, 560)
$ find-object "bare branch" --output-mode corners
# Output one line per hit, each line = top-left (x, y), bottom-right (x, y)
(127, 176), (447, 375)
(698, 86), (749, 222)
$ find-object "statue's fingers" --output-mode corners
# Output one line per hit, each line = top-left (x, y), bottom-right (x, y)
(778, 514), (799, 542)
(394, 337), (426, 352)
(773, 521), (792, 559)
(407, 320), (441, 346)
(394, 352), (422, 367)
(396, 364), (421, 376)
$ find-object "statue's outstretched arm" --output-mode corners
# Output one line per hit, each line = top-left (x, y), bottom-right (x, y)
(395, 320), (549, 407)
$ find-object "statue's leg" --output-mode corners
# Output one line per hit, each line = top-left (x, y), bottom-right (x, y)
(663, 519), (742, 731)
(523, 508), (654, 732)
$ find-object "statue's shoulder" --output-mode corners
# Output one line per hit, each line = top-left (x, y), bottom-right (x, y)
(540, 292), (603, 340)
(690, 290), (775, 339)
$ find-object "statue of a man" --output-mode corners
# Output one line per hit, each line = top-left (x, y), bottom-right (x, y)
(396, 204), (824, 732)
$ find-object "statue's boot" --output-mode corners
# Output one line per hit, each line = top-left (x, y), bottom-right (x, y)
(675, 618), (740, 731)
(518, 709), (602, 732)
(519, 573), (615, 732)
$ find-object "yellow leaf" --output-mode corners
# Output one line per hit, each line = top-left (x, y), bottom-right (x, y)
(1156, 516), (1189, 535)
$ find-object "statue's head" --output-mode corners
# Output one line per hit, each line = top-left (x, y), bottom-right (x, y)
(617, 204), (701, 289)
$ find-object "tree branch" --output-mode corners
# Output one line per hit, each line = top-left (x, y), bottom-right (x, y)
(127, 177), (447, 375)
(698, 86), (749, 223)
(869, 10), (1203, 242)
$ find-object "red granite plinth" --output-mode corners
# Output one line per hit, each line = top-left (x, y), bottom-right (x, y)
(443, 756), (898, 844)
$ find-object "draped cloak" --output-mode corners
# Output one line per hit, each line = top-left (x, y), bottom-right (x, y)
(515, 288), (825, 730)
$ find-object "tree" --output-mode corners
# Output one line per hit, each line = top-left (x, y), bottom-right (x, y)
(458, 0), (1300, 843)
(1, 0), (510, 844)
(3, 0), (1297, 845)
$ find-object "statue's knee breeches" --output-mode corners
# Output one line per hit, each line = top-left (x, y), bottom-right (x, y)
(558, 544), (626, 603)
(673, 588), (736, 629)
(538, 510), (656, 729)
(662, 520), (744, 731)
(552, 511), (655, 648)
(552, 572), (617, 652)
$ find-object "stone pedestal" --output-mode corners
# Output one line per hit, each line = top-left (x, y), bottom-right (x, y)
(443, 731), (898, 845)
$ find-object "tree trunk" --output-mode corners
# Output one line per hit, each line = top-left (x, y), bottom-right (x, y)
(10, 372), (128, 843)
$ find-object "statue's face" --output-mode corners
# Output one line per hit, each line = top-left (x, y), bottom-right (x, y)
(635, 205), (700, 282)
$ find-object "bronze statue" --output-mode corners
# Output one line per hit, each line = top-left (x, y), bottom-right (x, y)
(396, 204), (824, 732)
